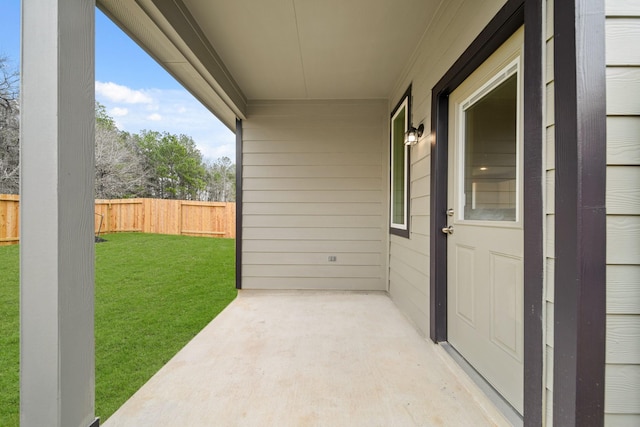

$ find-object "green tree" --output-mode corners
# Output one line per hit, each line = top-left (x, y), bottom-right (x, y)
(95, 101), (117, 131)
(136, 130), (207, 200)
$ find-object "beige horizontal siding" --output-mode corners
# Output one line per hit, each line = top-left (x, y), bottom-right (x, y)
(546, 302), (554, 348)
(244, 165), (382, 179)
(243, 138), (375, 153)
(546, 82), (555, 126)
(604, 414), (640, 427)
(243, 239), (383, 254)
(607, 216), (640, 264)
(242, 100), (387, 291)
(605, 6), (640, 423)
(242, 277), (380, 290)
(243, 177), (383, 191)
(243, 190), (382, 203)
(606, 365), (640, 414)
(606, 0), (640, 17)
(546, 125), (555, 169)
(607, 68), (640, 115)
(546, 171), (555, 214)
(242, 127), (379, 143)
(546, 215), (555, 257)
(246, 101), (385, 117)
(607, 316), (640, 364)
(243, 252), (381, 266)
(607, 117), (640, 165)
(546, 389), (553, 427)
(243, 151), (382, 166)
(243, 215), (382, 229)
(607, 265), (640, 314)
(545, 258), (555, 304)
(606, 19), (640, 65)
(242, 265), (382, 279)
(243, 227), (381, 241)
(607, 167), (640, 214)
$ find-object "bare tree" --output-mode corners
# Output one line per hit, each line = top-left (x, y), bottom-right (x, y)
(95, 103), (147, 198)
(204, 157), (235, 202)
(95, 123), (147, 199)
(0, 56), (20, 194)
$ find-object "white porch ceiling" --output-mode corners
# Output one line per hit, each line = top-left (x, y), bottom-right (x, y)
(97, 0), (443, 127)
(184, 0), (440, 100)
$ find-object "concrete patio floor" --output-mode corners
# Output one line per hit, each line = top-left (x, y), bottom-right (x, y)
(103, 290), (511, 426)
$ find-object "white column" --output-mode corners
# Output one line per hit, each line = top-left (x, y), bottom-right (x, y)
(20, 0), (96, 426)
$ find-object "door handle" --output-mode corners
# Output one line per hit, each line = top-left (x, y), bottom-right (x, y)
(441, 226), (454, 235)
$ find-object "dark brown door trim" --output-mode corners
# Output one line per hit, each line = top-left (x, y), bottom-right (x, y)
(429, 1), (544, 425)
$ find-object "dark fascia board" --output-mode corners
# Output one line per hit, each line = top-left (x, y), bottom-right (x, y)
(389, 85), (412, 239)
(235, 119), (243, 290)
(96, 1), (242, 131)
(145, 0), (247, 114)
(104, 0), (248, 123)
(429, 0), (545, 425)
(552, 0), (607, 425)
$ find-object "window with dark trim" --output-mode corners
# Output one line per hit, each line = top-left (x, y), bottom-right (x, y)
(390, 86), (411, 238)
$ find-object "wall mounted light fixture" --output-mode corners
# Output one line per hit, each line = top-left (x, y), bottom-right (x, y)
(405, 123), (424, 146)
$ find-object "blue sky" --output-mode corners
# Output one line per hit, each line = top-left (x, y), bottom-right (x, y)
(0, 0), (234, 162)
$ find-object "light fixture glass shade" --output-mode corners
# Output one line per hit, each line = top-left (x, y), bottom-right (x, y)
(405, 128), (419, 145)
(404, 124), (424, 146)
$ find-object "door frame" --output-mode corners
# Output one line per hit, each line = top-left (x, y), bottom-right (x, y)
(428, 0), (544, 425)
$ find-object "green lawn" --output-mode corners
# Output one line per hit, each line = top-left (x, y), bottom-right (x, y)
(0, 243), (19, 427)
(0, 233), (237, 425)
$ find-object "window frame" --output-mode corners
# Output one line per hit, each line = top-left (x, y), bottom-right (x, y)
(457, 58), (522, 224)
(389, 85), (412, 238)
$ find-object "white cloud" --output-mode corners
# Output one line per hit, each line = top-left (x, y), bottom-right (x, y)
(201, 143), (235, 161)
(95, 81), (153, 104)
(110, 107), (129, 117)
(95, 81), (235, 162)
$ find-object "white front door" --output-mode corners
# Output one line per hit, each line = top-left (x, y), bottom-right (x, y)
(445, 27), (524, 414)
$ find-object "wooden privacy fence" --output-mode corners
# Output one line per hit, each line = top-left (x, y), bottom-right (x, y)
(0, 195), (236, 246)
(0, 194), (19, 246)
(94, 198), (236, 238)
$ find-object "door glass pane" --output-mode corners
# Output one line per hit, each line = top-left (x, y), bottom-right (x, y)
(463, 73), (517, 221)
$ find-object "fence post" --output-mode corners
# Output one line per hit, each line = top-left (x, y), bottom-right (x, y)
(107, 202), (112, 233)
(178, 201), (183, 236)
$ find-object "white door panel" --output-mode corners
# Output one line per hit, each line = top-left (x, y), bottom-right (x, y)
(446, 27), (524, 414)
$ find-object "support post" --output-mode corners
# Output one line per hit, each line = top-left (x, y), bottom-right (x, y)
(20, 0), (97, 426)
(235, 118), (243, 289)
(553, 0), (607, 425)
